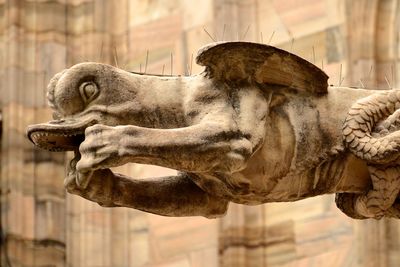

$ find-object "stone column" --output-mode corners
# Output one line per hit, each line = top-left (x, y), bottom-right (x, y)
(346, 1), (400, 266)
(213, 0), (259, 42)
(0, 0), (67, 266)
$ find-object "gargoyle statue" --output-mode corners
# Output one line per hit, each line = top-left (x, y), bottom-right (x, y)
(27, 42), (400, 219)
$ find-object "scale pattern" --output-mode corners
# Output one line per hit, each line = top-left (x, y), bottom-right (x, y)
(338, 89), (400, 219)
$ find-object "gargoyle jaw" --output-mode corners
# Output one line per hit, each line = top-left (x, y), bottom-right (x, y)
(27, 118), (97, 152)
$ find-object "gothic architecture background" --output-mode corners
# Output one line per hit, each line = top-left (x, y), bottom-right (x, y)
(0, 0), (399, 266)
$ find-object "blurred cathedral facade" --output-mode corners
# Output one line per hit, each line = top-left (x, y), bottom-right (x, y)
(0, 0), (400, 266)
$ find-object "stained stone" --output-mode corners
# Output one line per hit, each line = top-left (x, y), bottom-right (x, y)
(3, 1), (400, 267)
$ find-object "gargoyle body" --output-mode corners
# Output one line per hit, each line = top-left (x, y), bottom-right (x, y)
(27, 42), (400, 219)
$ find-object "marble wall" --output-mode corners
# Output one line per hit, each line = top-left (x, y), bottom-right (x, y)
(0, 0), (399, 266)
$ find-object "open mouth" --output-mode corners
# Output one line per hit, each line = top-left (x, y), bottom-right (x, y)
(27, 118), (97, 151)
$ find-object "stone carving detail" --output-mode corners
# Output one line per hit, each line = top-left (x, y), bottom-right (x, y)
(27, 42), (400, 219)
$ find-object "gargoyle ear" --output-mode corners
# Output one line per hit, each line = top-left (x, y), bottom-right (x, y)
(196, 42), (328, 95)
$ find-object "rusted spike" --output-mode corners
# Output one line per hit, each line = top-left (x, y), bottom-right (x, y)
(242, 24), (250, 40)
(290, 38), (294, 53)
(190, 53), (193, 76)
(186, 64), (190, 76)
(113, 46), (119, 68)
(203, 27), (216, 42)
(268, 31), (275, 45)
(391, 65), (395, 88)
(385, 75), (392, 89)
(144, 50), (149, 74)
(100, 42), (104, 62)
(170, 53), (173, 76)
(368, 65), (373, 84)
(312, 46), (316, 64)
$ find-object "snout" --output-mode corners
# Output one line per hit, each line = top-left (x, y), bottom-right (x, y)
(27, 62), (133, 151)
(27, 117), (98, 152)
(46, 69), (66, 116)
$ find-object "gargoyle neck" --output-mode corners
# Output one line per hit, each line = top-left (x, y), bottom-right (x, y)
(130, 74), (189, 128)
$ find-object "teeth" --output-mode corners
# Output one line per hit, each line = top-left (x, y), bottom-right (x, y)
(32, 131), (81, 139)
(30, 130), (83, 152)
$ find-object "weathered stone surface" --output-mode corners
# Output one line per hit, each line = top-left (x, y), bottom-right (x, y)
(3, 1), (400, 267)
(26, 41), (400, 222)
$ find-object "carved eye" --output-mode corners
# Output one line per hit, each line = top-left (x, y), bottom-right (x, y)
(79, 82), (99, 103)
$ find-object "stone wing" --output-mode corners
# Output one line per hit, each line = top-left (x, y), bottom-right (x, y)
(196, 41), (328, 95)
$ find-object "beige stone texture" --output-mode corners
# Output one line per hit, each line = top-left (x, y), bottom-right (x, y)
(2, 0), (400, 267)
